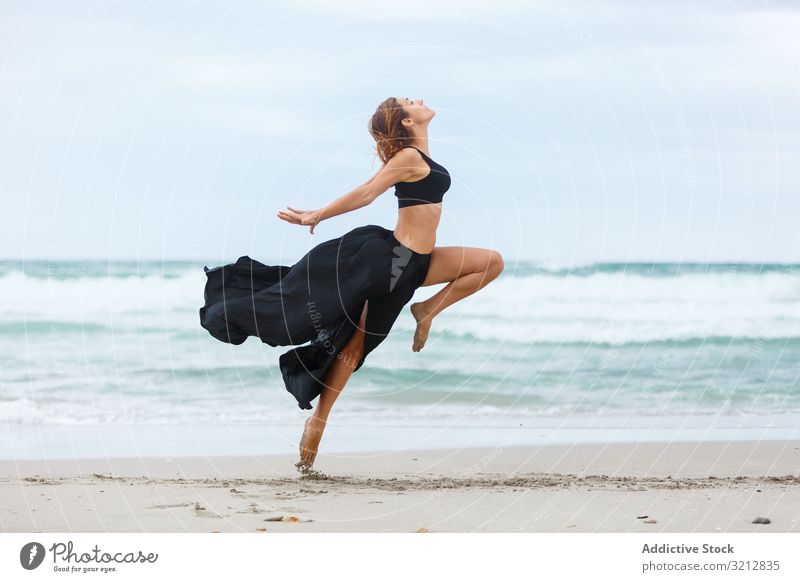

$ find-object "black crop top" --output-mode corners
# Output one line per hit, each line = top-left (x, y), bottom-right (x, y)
(393, 146), (451, 208)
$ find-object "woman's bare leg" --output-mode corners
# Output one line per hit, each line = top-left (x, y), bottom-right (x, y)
(410, 247), (504, 352)
(296, 300), (368, 470)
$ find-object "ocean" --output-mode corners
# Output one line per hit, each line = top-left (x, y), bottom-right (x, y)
(2, 259), (799, 458)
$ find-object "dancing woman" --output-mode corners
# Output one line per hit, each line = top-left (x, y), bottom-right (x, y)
(199, 96), (504, 470)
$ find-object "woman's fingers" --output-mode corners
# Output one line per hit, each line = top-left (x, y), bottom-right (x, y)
(277, 210), (300, 224)
(278, 207), (317, 234)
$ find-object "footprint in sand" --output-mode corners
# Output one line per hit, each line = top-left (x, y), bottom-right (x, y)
(147, 501), (196, 510)
(193, 501), (224, 519)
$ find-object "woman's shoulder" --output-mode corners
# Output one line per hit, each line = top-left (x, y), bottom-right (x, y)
(391, 147), (427, 165)
(384, 146), (424, 167)
(395, 146), (422, 157)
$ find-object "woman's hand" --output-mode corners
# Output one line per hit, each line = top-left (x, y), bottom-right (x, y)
(277, 206), (322, 234)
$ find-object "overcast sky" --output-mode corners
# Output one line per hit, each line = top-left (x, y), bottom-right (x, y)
(2, 0), (798, 263)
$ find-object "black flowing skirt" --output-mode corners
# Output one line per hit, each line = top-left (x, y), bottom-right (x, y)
(198, 224), (432, 410)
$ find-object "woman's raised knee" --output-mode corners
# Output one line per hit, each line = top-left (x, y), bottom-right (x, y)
(488, 250), (505, 279)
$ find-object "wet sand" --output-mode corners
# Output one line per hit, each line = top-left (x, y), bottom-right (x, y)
(1, 440), (799, 532)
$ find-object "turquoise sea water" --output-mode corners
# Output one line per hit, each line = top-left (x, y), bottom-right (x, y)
(1, 259), (798, 457)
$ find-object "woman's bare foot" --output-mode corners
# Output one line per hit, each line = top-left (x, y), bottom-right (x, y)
(410, 302), (433, 352)
(296, 416), (326, 471)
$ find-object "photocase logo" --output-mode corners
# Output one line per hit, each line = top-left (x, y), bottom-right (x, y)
(17, 540), (158, 574)
(19, 542), (46, 570)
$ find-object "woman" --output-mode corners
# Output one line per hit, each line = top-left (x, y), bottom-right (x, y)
(199, 96), (504, 470)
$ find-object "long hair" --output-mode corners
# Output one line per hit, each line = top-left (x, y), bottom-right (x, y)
(367, 97), (413, 165)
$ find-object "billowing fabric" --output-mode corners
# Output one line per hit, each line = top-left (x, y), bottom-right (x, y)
(199, 224), (431, 410)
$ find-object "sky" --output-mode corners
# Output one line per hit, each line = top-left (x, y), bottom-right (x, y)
(1, 0), (798, 264)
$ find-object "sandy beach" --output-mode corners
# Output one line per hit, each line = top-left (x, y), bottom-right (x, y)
(1, 439), (799, 533)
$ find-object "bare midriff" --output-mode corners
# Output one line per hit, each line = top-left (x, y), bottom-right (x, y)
(393, 203), (442, 254)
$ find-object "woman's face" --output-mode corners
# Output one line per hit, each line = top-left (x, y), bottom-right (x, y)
(397, 96), (435, 126)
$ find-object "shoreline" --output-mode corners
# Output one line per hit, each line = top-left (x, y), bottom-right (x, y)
(3, 412), (800, 460)
(2, 439), (799, 532)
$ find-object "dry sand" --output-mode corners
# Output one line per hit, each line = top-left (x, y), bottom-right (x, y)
(1, 440), (799, 532)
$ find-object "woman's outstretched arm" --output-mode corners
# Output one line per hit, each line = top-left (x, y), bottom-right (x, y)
(277, 148), (417, 233)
